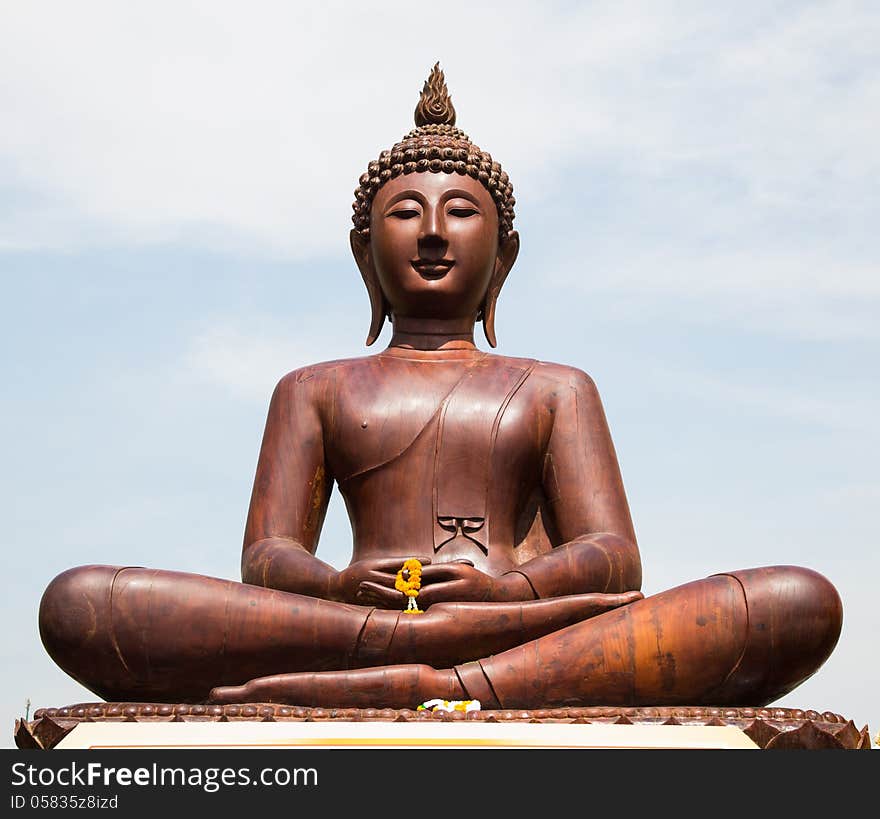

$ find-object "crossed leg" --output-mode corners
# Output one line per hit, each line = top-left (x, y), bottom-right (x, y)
(40, 564), (840, 708)
(209, 566), (842, 709)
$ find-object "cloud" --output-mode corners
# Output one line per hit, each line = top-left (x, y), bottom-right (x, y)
(1, 2), (877, 346)
(820, 483), (880, 507)
(544, 245), (880, 341)
(650, 366), (879, 433)
(1, 3), (876, 244)
(182, 317), (365, 401)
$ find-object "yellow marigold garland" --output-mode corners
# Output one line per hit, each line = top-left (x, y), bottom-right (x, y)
(395, 558), (423, 614)
(417, 699), (482, 713)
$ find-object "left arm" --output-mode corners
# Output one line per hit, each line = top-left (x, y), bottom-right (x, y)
(503, 367), (642, 598)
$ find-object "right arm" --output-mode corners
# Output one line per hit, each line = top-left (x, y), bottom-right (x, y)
(241, 369), (407, 603)
(240, 369), (338, 598)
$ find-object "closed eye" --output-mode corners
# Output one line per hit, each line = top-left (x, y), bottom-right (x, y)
(388, 209), (420, 219)
(449, 207), (478, 218)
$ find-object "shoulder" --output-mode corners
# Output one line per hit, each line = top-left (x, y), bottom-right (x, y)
(285, 353), (380, 383)
(483, 353), (605, 412)
(269, 354), (380, 405)
(512, 357), (602, 402)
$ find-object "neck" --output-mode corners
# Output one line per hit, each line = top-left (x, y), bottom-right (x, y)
(388, 315), (478, 351)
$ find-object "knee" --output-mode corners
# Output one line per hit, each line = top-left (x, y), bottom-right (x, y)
(730, 565), (842, 639)
(719, 565), (843, 703)
(39, 565), (120, 661)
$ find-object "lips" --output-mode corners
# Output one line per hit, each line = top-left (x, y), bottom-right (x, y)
(411, 259), (455, 279)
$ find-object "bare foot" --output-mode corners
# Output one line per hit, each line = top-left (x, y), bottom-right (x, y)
(209, 663), (461, 708)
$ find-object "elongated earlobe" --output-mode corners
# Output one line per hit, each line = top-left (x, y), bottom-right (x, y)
(481, 292), (500, 348)
(481, 231), (519, 348)
(350, 228), (387, 346)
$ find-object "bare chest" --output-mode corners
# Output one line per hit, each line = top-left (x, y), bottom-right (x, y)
(323, 357), (545, 486)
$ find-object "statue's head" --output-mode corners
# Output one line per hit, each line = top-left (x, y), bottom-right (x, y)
(350, 64), (519, 347)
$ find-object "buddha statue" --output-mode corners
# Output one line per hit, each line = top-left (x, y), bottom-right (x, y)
(38, 65), (843, 712)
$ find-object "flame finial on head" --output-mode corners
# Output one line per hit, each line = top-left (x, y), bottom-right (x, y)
(414, 62), (456, 127)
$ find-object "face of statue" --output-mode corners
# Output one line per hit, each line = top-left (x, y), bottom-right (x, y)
(366, 172), (502, 321)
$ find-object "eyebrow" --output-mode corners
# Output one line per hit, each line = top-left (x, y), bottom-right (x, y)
(383, 188), (483, 211)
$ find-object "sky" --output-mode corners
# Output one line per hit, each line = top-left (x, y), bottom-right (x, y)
(2, 1), (878, 748)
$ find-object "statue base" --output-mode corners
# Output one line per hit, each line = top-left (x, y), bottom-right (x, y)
(15, 703), (873, 750)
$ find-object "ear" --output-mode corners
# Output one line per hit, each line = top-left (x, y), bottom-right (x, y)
(350, 228), (387, 346)
(481, 230), (519, 348)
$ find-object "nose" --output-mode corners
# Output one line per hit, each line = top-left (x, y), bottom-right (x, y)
(418, 204), (447, 258)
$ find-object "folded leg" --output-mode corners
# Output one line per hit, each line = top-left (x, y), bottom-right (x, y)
(210, 566), (842, 709)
